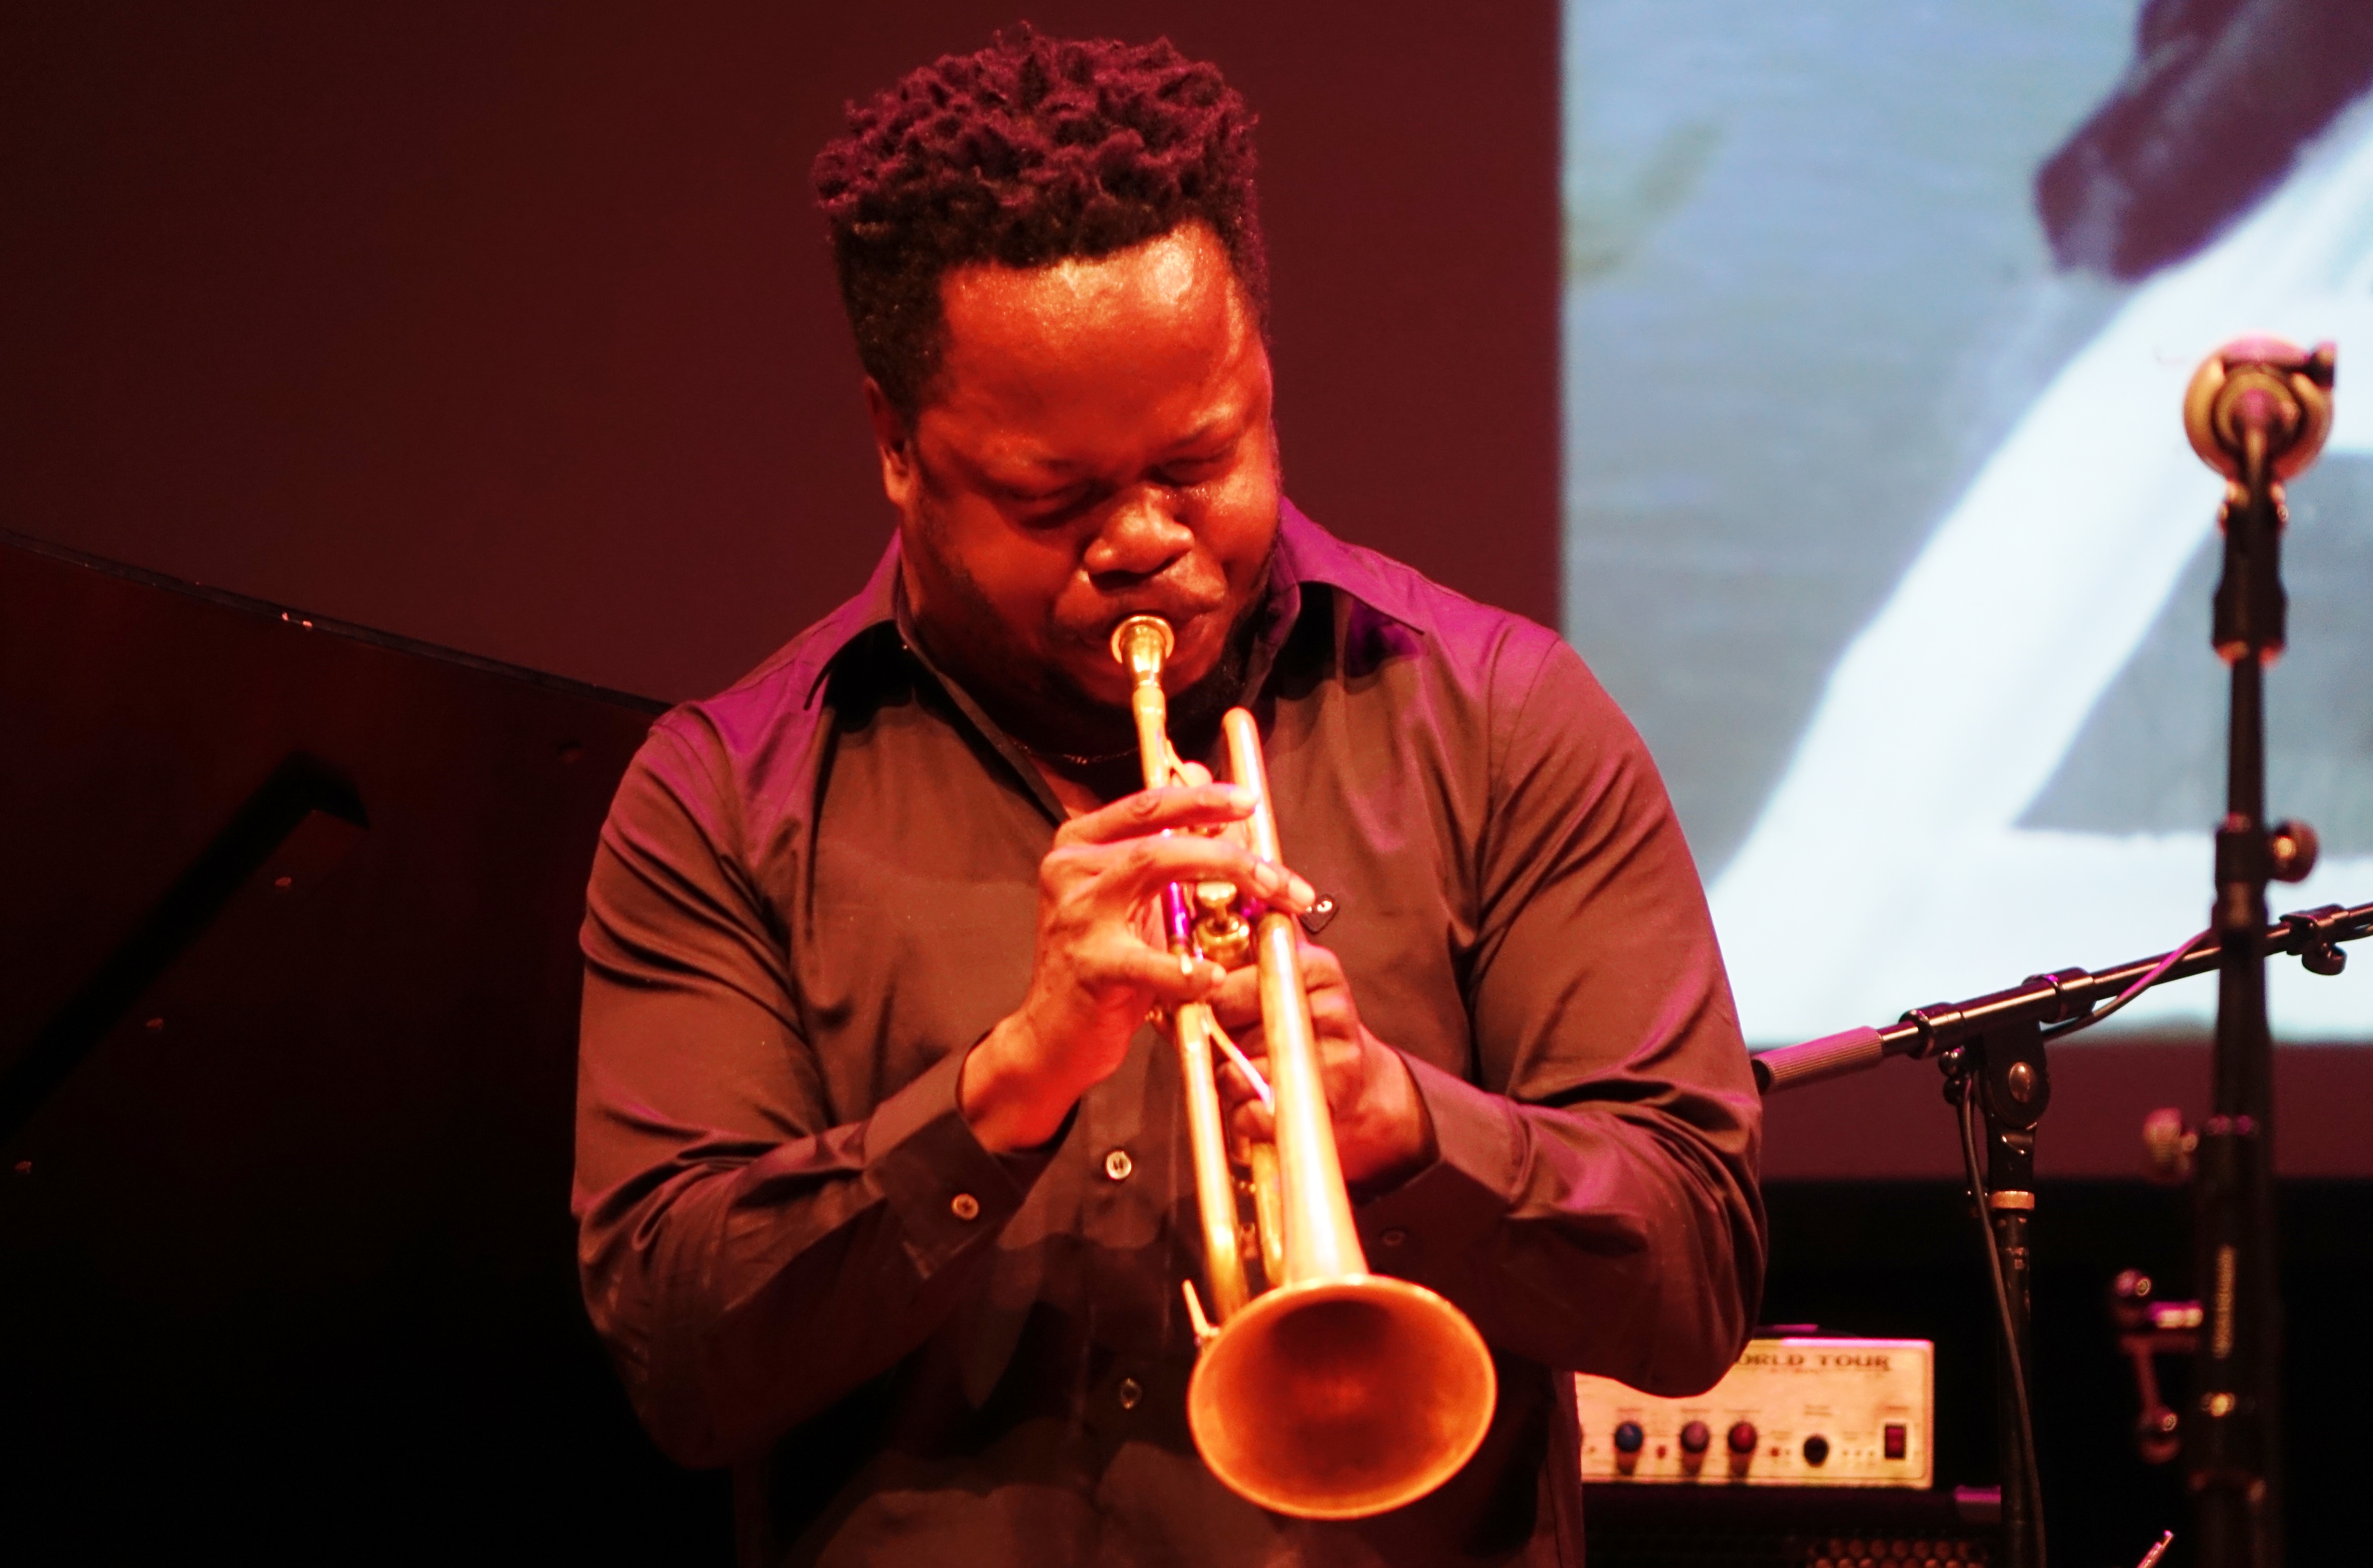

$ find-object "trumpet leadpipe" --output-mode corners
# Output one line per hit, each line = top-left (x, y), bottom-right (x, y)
(1111, 615), (1250, 1324)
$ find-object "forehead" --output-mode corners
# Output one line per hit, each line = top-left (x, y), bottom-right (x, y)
(926, 225), (1263, 457)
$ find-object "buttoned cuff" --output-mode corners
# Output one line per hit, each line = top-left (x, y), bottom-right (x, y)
(1352, 1054), (1523, 1287)
(866, 1045), (1049, 1280)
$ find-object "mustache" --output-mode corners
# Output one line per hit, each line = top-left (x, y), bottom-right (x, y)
(1057, 590), (1231, 652)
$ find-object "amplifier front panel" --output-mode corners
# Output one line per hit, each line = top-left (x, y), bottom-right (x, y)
(1572, 1337), (1934, 1488)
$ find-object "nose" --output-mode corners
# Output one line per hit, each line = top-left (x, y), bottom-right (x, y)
(1083, 486), (1194, 586)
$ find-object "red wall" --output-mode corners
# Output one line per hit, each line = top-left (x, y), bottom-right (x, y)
(1, 3), (1559, 703)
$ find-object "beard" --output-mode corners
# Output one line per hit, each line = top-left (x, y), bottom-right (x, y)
(908, 508), (1277, 770)
(1138, 594), (1267, 759)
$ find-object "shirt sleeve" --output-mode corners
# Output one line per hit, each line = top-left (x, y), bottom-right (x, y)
(1351, 633), (1766, 1397)
(572, 722), (1043, 1468)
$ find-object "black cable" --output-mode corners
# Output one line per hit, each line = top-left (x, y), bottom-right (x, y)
(2041, 928), (2212, 1042)
(1958, 1084), (2047, 1568)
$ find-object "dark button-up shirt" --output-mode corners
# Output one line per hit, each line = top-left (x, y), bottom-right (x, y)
(575, 504), (1764, 1567)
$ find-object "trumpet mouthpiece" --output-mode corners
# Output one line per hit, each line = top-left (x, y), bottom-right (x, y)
(1111, 614), (1174, 678)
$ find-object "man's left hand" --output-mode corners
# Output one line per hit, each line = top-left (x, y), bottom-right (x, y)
(1208, 935), (1436, 1191)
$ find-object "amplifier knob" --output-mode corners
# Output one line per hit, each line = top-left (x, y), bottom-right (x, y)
(1803, 1434), (1830, 1466)
(1679, 1420), (1710, 1455)
(1613, 1421), (1646, 1455)
(1726, 1421), (1758, 1456)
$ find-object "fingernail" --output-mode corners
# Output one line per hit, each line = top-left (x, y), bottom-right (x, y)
(1251, 861), (1285, 896)
(1224, 785), (1256, 809)
(1287, 875), (1316, 908)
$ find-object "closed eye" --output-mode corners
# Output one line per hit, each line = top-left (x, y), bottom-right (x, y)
(998, 481), (1104, 526)
(1156, 450), (1232, 487)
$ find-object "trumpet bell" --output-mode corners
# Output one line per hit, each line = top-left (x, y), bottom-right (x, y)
(1185, 1273), (1499, 1520)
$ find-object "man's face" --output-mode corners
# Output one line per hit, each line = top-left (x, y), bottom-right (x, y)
(871, 222), (1280, 738)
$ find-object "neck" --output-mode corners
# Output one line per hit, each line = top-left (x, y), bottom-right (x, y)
(923, 632), (1143, 764)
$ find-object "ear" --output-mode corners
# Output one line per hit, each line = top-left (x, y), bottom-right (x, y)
(863, 378), (920, 512)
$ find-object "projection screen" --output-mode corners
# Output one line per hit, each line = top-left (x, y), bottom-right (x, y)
(1560, 0), (2373, 1045)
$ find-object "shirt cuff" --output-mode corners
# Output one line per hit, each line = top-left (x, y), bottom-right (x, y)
(865, 1044), (1049, 1280)
(1352, 1054), (1523, 1289)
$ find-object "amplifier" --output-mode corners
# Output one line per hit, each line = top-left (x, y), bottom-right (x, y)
(1573, 1337), (1934, 1488)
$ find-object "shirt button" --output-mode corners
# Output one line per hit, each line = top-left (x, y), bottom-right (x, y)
(1380, 1227), (1408, 1249)
(1103, 1148), (1134, 1182)
(1117, 1377), (1143, 1411)
(950, 1193), (981, 1221)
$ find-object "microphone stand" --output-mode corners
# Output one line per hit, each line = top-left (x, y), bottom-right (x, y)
(1749, 906), (2368, 1099)
(1751, 897), (2370, 1568)
(1943, 1016), (2047, 1568)
(2182, 338), (2334, 1568)
(1752, 901), (2369, 1568)
(1752, 337), (2339, 1568)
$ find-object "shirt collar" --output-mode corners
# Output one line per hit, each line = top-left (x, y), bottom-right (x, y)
(1265, 497), (1436, 632)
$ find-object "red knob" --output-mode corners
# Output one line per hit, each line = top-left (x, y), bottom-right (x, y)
(1727, 1421), (1758, 1456)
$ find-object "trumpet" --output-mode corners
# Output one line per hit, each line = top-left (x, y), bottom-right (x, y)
(1110, 614), (1497, 1520)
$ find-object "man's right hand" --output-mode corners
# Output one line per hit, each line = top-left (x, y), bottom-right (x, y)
(958, 780), (1316, 1153)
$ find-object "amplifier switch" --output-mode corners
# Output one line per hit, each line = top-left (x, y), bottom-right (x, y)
(1612, 1420), (1645, 1475)
(1726, 1421), (1758, 1476)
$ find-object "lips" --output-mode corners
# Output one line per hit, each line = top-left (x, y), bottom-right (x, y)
(1071, 591), (1213, 650)
(1053, 603), (1220, 699)
(1101, 590), (1225, 638)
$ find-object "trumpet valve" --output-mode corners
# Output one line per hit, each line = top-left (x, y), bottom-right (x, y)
(1192, 880), (1253, 968)
(1192, 880), (1237, 913)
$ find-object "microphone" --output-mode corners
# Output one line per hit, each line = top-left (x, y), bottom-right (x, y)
(2182, 337), (2336, 666)
(2181, 336), (2335, 485)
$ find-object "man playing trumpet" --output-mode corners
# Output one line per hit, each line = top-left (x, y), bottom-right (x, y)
(574, 28), (1763, 1568)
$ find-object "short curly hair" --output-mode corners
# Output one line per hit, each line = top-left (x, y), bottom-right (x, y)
(812, 26), (1267, 423)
